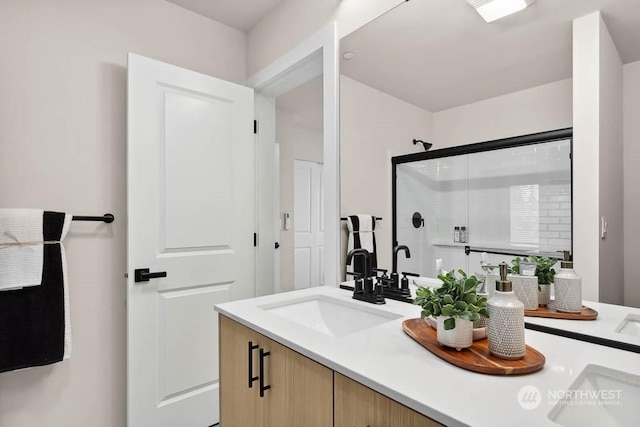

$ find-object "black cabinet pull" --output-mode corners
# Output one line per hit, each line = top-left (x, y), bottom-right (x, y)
(248, 341), (259, 388)
(259, 348), (271, 397)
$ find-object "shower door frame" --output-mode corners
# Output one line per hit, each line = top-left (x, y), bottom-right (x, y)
(391, 127), (574, 266)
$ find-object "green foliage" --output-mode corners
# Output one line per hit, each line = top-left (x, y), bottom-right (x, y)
(510, 255), (558, 285)
(413, 269), (489, 330)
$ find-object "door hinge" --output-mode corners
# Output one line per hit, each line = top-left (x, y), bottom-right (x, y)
(254, 233), (257, 247)
(253, 120), (258, 134)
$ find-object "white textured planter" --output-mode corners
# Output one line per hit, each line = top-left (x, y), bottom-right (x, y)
(509, 275), (539, 310)
(538, 284), (551, 306)
(436, 316), (473, 351)
(473, 293), (489, 328)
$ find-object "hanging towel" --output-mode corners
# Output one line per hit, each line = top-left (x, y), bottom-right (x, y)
(346, 215), (378, 277)
(0, 209), (45, 291)
(0, 211), (72, 372)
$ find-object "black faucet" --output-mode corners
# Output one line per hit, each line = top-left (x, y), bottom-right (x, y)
(346, 249), (385, 304)
(393, 245), (411, 275)
(391, 245), (411, 288)
(382, 245), (415, 302)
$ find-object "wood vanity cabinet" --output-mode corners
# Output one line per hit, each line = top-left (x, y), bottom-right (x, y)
(334, 373), (444, 427)
(219, 315), (333, 427)
(219, 315), (442, 427)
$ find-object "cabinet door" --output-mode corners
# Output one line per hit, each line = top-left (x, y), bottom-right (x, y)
(334, 373), (444, 427)
(219, 315), (264, 427)
(263, 336), (333, 427)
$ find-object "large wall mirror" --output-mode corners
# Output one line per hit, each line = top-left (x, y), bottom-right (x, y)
(339, 0), (640, 350)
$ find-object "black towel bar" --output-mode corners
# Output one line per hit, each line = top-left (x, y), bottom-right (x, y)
(72, 213), (115, 223)
(341, 217), (382, 221)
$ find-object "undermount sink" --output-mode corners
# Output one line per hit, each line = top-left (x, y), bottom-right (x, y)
(614, 314), (640, 337)
(259, 295), (402, 338)
(548, 364), (640, 427)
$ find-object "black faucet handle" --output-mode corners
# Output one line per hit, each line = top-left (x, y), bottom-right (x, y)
(402, 272), (420, 277)
(372, 268), (388, 277)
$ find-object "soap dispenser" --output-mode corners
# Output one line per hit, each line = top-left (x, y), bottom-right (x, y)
(487, 262), (526, 360)
(554, 255), (582, 313)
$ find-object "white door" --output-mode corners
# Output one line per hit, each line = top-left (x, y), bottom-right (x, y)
(127, 54), (254, 427)
(294, 160), (324, 289)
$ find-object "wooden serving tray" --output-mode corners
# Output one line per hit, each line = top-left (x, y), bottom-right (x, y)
(402, 318), (545, 375)
(525, 302), (598, 320)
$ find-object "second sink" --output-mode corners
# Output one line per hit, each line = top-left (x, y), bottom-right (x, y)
(548, 364), (640, 427)
(614, 314), (640, 337)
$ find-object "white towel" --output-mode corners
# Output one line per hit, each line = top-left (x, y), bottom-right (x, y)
(60, 214), (72, 359)
(0, 209), (45, 291)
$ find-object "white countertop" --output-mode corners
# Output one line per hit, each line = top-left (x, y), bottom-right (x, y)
(523, 300), (640, 348)
(215, 286), (640, 427)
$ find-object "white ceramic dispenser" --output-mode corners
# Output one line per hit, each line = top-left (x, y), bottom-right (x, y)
(487, 262), (526, 360)
(554, 260), (582, 313)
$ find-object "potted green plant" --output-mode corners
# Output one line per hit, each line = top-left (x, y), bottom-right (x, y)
(414, 270), (489, 351)
(511, 256), (558, 306)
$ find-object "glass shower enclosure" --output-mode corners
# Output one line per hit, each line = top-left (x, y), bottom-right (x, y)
(392, 129), (573, 279)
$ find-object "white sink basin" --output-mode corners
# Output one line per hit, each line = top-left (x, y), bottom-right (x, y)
(614, 314), (640, 337)
(259, 295), (402, 338)
(548, 364), (640, 426)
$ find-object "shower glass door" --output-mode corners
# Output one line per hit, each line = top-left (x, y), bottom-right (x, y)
(393, 130), (572, 280)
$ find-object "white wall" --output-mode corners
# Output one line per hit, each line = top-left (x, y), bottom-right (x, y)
(247, 0), (404, 76)
(573, 12), (624, 304)
(433, 79), (573, 148)
(573, 13), (600, 303)
(276, 109), (324, 292)
(624, 60), (640, 308)
(340, 75), (433, 278)
(597, 16), (624, 305)
(0, 1), (246, 426)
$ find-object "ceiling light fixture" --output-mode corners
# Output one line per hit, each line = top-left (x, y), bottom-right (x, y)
(466, 0), (535, 23)
(342, 52), (356, 60)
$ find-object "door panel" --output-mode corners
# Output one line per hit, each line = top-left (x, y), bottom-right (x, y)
(294, 160), (324, 289)
(161, 87), (232, 250)
(158, 285), (228, 399)
(127, 53), (254, 427)
(294, 247), (311, 287)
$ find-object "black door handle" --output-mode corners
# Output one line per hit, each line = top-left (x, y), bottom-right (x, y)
(259, 348), (271, 397)
(248, 341), (259, 388)
(134, 268), (167, 283)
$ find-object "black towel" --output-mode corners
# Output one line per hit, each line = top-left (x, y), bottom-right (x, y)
(0, 211), (66, 372)
(346, 215), (378, 276)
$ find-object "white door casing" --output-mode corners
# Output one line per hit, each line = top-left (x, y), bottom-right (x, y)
(254, 93), (276, 297)
(294, 160), (324, 289)
(247, 23), (340, 288)
(274, 143), (281, 293)
(127, 54), (254, 427)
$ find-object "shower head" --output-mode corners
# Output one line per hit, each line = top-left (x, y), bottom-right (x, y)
(413, 139), (433, 151)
